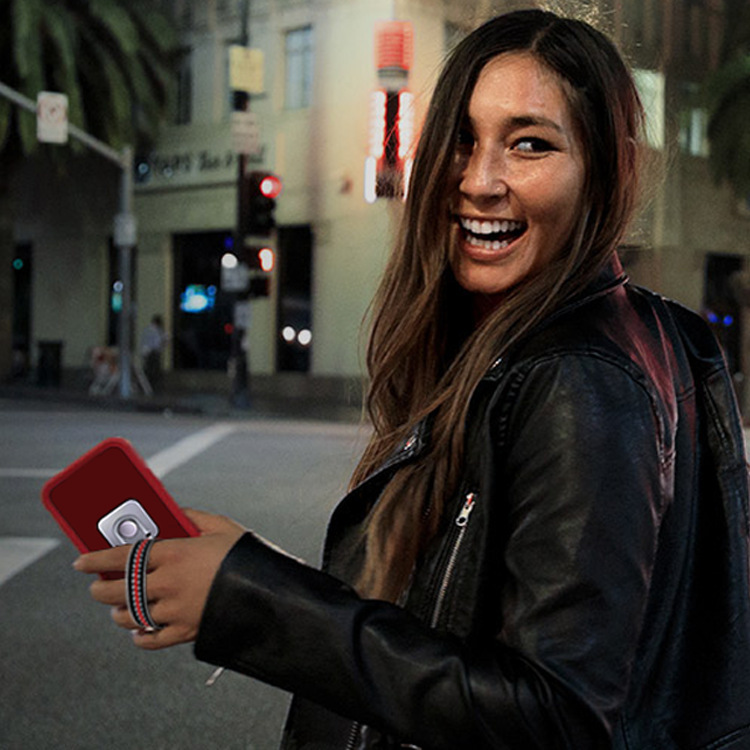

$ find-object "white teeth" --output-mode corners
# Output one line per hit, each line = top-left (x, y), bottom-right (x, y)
(460, 217), (524, 235)
(466, 235), (511, 251)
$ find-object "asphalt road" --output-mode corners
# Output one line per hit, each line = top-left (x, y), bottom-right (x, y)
(0, 399), (370, 749)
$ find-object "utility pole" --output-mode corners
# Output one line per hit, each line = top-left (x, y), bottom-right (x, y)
(0, 80), (137, 399)
(230, 0), (252, 407)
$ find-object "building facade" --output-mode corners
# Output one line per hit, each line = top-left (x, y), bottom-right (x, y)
(10, 0), (750, 408)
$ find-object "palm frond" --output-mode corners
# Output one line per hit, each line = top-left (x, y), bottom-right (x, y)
(129, 1), (179, 59)
(11, 0), (44, 154)
(41, 5), (85, 129)
(1, 0), (177, 162)
(87, 0), (140, 58)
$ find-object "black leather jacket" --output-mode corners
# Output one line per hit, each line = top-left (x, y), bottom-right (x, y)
(195, 258), (750, 749)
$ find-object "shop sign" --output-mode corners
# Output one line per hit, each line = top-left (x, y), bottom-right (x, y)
(229, 46), (265, 94)
(135, 144), (267, 190)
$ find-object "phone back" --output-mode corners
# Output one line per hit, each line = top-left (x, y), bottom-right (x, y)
(42, 437), (198, 553)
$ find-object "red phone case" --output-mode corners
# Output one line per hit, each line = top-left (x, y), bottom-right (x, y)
(42, 437), (199, 553)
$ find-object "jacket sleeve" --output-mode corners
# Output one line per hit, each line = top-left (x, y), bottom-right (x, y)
(194, 353), (672, 749)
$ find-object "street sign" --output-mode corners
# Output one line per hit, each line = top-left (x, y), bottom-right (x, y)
(37, 91), (69, 144)
(114, 213), (138, 248)
(229, 46), (265, 94)
(234, 300), (251, 329)
(231, 111), (261, 156)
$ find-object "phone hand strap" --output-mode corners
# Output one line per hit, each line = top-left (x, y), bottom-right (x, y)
(125, 538), (162, 632)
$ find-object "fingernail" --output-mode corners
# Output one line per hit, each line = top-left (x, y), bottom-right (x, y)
(72, 558), (82, 570)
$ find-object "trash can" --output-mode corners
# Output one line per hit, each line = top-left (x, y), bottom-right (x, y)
(37, 340), (64, 387)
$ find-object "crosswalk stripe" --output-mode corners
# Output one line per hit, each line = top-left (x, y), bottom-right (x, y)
(146, 422), (237, 478)
(0, 537), (60, 586)
(0, 468), (59, 478)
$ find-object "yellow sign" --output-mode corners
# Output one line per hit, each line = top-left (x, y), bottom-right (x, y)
(229, 46), (264, 94)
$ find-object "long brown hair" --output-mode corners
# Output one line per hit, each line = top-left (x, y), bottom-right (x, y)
(353, 9), (646, 601)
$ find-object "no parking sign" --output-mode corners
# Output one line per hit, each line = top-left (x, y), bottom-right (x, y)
(37, 91), (69, 144)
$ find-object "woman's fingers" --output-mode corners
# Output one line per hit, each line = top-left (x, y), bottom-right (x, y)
(108, 605), (194, 649)
(72, 511), (247, 650)
(74, 544), (130, 575)
(89, 577), (128, 606)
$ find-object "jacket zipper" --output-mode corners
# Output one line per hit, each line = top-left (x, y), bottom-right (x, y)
(345, 720), (360, 750)
(344, 493), (476, 749)
(430, 492), (476, 629)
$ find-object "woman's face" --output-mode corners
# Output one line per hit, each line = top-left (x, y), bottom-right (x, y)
(449, 53), (586, 302)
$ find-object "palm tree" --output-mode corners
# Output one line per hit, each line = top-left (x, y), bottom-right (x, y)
(704, 0), (750, 197)
(0, 0), (178, 381)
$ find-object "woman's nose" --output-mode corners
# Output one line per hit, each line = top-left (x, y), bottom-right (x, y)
(459, 147), (508, 201)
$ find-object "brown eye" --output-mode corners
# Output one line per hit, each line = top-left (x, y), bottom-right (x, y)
(513, 137), (554, 153)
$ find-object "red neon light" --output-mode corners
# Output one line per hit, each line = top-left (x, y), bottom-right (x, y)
(369, 90), (387, 159)
(375, 21), (413, 71)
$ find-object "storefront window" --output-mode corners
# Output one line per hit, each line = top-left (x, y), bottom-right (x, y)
(173, 231), (235, 370)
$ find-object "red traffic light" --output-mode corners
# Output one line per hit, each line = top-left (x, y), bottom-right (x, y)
(259, 174), (282, 199)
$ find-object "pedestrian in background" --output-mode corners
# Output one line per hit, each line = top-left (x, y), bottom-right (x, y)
(140, 314), (167, 393)
(75, 9), (750, 748)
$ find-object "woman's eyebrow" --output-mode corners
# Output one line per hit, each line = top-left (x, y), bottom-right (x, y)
(506, 114), (565, 133)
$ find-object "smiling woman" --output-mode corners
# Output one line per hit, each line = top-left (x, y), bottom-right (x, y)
(75, 9), (750, 750)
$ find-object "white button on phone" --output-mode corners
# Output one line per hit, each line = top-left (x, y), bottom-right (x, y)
(117, 519), (139, 539)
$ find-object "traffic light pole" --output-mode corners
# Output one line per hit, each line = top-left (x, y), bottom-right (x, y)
(230, 0), (252, 408)
(0, 80), (137, 399)
(114, 147), (136, 400)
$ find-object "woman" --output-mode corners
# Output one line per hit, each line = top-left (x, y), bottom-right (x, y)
(75, 9), (750, 749)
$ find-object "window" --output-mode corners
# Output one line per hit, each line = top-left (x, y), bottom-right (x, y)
(678, 83), (709, 157)
(679, 107), (709, 157)
(284, 26), (313, 109)
(633, 69), (665, 150)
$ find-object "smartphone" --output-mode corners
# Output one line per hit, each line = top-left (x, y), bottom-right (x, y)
(42, 437), (199, 554)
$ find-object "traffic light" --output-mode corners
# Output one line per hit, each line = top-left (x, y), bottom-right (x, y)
(244, 243), (275, 297)
(240, 171), (282, 237)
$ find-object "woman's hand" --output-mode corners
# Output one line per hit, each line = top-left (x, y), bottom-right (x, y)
(73, 509), (246, 650)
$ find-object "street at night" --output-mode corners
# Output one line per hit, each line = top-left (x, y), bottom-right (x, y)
(0, 399), (369, 749)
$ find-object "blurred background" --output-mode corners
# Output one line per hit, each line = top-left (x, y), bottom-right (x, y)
(2, 0), (750, 414)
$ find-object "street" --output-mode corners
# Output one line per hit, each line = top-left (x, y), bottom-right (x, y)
(0, 399), (369, 750)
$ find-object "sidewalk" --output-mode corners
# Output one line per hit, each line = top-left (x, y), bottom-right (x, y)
(0, 380), (364, 424)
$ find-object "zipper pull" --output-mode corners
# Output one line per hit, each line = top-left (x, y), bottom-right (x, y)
(456, 493), (475, 527)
